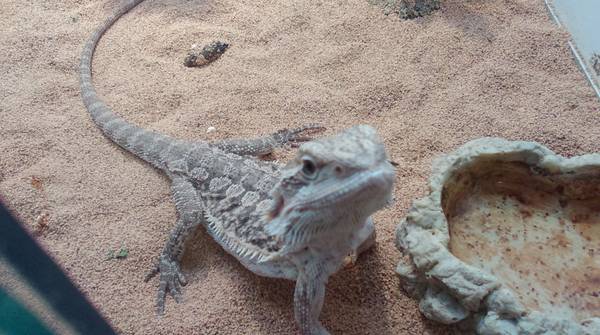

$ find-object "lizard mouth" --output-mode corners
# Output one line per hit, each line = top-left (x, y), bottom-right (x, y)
(263, 163), (394, 253)
(292, 166), (394, 212)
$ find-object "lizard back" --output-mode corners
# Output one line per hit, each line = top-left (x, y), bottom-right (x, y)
(185, 145), (284, 261)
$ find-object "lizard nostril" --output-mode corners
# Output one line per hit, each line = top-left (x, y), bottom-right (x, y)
(334, 165), (344, 175)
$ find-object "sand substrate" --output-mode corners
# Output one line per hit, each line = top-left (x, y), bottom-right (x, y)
(1, 0), (599, 333)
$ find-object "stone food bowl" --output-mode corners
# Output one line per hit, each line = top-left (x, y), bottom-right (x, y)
(395, 138), (600, 334)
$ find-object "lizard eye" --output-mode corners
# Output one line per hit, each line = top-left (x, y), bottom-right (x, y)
(301, 158), (317, 178)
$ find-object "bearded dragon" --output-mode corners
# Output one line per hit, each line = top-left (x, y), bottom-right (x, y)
(79, 1), (395, 333)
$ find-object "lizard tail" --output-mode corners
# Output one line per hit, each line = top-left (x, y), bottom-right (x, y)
(80, 0), (177, 170)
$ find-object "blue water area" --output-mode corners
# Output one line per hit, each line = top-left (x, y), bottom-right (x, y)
(552, 0), (599, 67)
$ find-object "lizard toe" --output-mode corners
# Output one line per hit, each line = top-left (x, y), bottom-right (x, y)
(151, 255), (186, 314)
(144, 264), (159, 282)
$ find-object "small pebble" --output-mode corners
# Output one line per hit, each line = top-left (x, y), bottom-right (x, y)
(206, 126), (216, 133)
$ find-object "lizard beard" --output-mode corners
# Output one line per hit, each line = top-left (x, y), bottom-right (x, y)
(264, 169), (392, 255)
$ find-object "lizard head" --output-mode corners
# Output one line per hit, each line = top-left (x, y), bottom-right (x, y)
(265, 125), (395, 254)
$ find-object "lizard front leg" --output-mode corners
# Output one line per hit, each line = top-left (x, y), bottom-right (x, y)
(144, 177), (204, 314)
(212, 124), (325, 156)
(294, 261), (330, 335)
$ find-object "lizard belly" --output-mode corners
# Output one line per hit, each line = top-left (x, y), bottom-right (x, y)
(239, 257), (298, 280)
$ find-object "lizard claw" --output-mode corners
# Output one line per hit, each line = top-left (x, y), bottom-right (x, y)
(342, 253), (358, 269)
(145, 255), (187, 314)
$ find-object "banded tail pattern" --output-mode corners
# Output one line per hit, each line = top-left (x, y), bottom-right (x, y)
(79, 0), (178, 170)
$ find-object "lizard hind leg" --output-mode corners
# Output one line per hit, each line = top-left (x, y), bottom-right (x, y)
(344, 217), (376, 268)
(355, 217), (376, 256)
(144, 177), (204, 314)
(212, 124), (325, 156)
